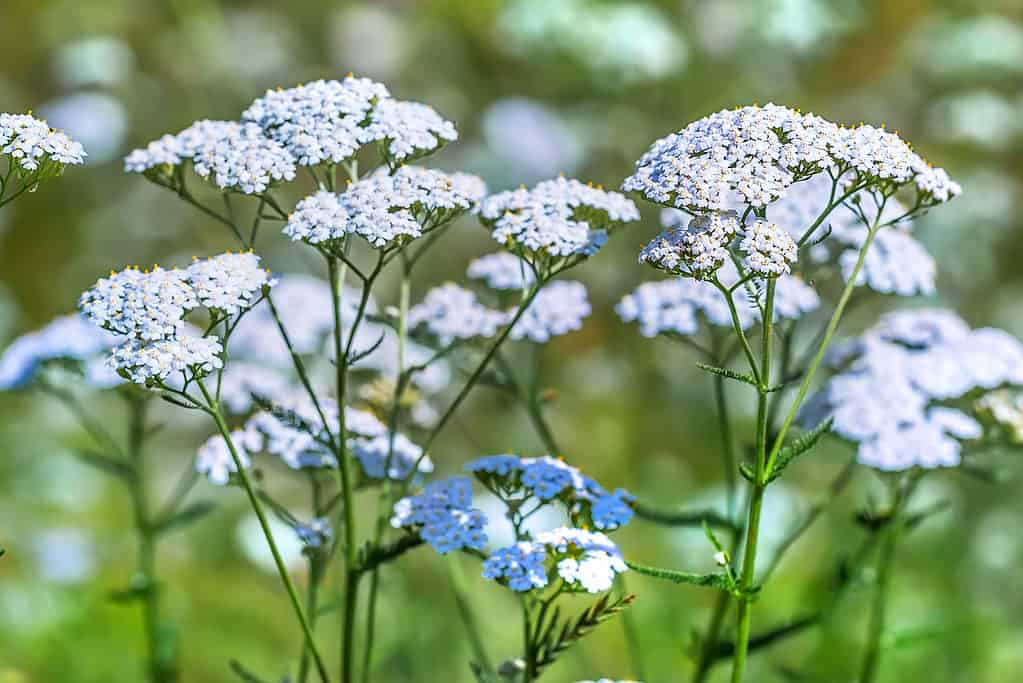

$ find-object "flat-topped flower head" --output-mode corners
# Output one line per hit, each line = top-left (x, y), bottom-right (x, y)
(112, 335), (223, 386)
(80, 266), (197, 341)
(639, 211), (738, 278)
(510, 280), (590, 343)
(187, 252), (274, 316)
(242, 77), (390, 166)
(465, 453), (635, 531)
(125, 120), (296, 194)
(479, 176), (640, 265)
(467, 252), (536, 291)
(365, 98), (458, 164)
(1, 112), (86, 172)
(392, 476), (488, 554)
(623, 103), (960, 212)
(0, 314), (123, 390)
(408, 283), (509, 345)
(739, 220), (798, 276)
(285, 166), (485, 250)
(807, 309), (1023, 470)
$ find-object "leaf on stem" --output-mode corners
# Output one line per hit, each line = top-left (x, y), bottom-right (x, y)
(228, 660), (273, 683)
(71, 448), (136, 483)
(626, 560), (732, 592)
(153, 500), (216, 536)
(532, 593), (635, 677)
(355, 534), (425, 574)
(696, 362), (759, 388)
(767, 417), (834, 482)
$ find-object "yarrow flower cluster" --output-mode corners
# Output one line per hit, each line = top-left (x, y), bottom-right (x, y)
(1, 112), (87, 172)
(639, 211), (738, 278)
(79, 253), (274, 386)
(125, 120), (296, 194)
(391, 476), (488, 554)
(738, 220), (798, 276)
(479, 176), (640, 263)
(364, 98), (459, 163)
(284, 166), (486, 250)
(241, 77), (389, 166)
(806, 309), (1023, 470)
(622, 103), (961, 212)
(483, 526), (627, 593)
(0, 314), (122, 390)
(466, 454), (635, 531)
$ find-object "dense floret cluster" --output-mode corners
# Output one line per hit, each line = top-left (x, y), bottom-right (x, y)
(79, 253), (274, 386)
(623, 103), (961, 212)
(1, 112), (87, 171)
(479, 176), (639, 262)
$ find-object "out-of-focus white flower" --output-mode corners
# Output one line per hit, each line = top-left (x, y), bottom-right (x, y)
(236, 513), (305, 573)
(40, 93), (127, 165)
(53, 36), (134, 88)
(482, 98), (582, 181)
(230, 274), (338, 368)
(350, 432), (432, 480)
(196, 424), (262, 485)
(467, 252), (535, 291)
(1, 112), (87, 171)
(408, 283), (508, 345)
(479, 176), (639, 261)
(217, 361), (293, 414)
(0, 314), (122, 390)
(618, 259), (817, 338)
(32, 528), (96, 584)
(914, 16), (1023, 79)
(510, 280), (590, 343)
(807, 309), (1023, 470)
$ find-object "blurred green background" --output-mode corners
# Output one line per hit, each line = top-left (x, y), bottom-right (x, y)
(2, 1), (1023, 681)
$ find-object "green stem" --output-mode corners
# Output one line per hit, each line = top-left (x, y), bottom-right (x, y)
(764, 216), (884, 479)
(328, 255), (360, 683)
(197, 380), (329, 683)
(128, 397), (174, 683)
(730, 276), (776, 683)
(859, 525), (897, 683)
